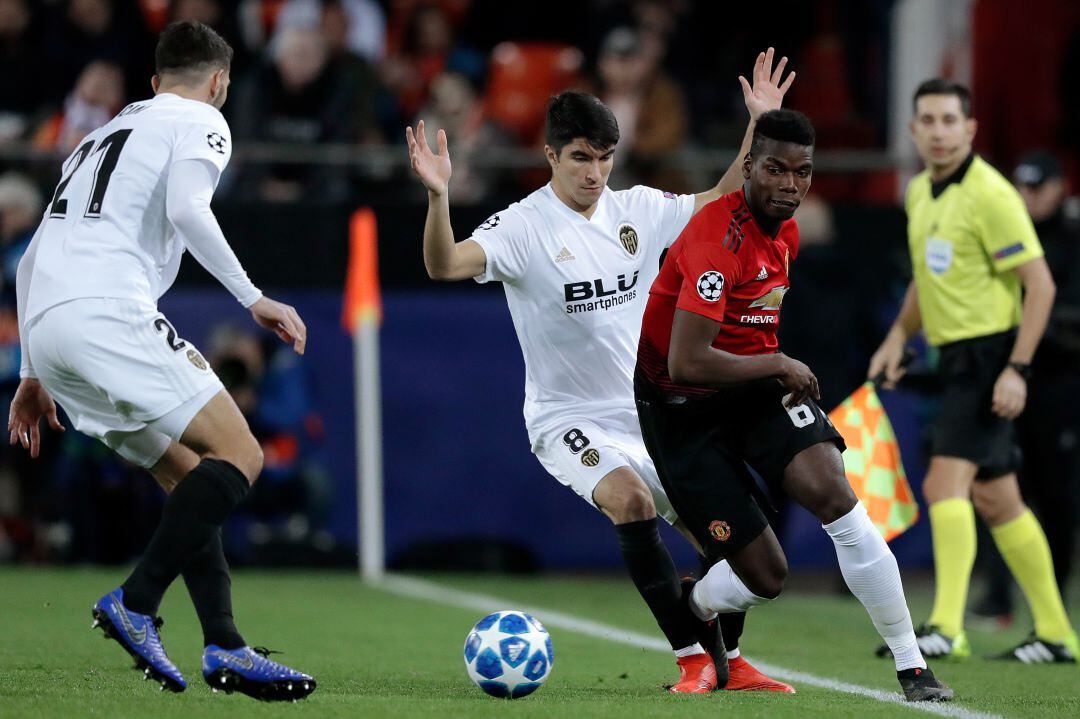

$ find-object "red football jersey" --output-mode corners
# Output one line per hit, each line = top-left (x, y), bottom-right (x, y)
(637, 190), (799, 397)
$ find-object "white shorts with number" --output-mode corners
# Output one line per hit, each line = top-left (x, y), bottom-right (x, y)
(26, 298), (224, 468)
(533, 415), (678, 524)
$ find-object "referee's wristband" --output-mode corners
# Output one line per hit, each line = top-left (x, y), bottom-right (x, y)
(1007, 362), (1032, 380)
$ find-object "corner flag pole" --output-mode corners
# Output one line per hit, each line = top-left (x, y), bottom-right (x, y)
(343, 208), (384, 581)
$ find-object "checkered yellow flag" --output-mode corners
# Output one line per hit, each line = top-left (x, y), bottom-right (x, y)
(828, 382), (919, 541)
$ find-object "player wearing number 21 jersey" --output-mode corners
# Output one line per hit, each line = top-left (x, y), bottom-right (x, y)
(11, 21), (313, 700)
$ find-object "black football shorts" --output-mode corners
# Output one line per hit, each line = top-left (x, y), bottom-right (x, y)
(635, 376), (844, 560)
(932, 330), (1020, 479)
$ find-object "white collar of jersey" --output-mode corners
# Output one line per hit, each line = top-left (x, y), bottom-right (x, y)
(542, 183), (609, 223)
(152, 92), (206, 109)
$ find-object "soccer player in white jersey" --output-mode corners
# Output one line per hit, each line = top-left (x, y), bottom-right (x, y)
(406, 50), (796, 693)
(8, 22), (315, 701)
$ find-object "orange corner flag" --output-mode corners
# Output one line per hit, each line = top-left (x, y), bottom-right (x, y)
(342, 207), (382, 331)
(828, 382), (919, 541)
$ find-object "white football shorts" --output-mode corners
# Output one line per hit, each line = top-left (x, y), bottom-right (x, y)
(533, 415), (678, 524)
(26, 298), (224, 468)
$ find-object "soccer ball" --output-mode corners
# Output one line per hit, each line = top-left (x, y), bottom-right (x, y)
(463, 610), (553, 699)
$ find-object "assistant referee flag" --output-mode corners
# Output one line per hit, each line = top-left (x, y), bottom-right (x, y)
(829, 383), (919, 541)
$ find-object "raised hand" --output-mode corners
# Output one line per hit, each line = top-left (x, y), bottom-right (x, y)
(8, 378), (64, 459)
(738, 47), (796, 121)
(405, 120), (452, 196)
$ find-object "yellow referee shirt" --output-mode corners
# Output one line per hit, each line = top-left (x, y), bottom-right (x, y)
(905, 154), (1043, 346)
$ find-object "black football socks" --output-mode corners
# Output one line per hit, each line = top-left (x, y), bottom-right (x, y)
(616, 518), (698, 651)
(698, 552), (746, 651)
(182, 528), (246, 649)
(122, 458), (250, 616)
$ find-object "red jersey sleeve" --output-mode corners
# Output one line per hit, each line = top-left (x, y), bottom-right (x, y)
(673, 213), (743, 323)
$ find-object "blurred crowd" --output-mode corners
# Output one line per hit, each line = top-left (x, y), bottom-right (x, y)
(0, 0), (898, 205)
(0, 1), (1077, 578)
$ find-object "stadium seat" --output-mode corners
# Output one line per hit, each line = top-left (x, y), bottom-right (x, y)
(483, 42), (584, 144)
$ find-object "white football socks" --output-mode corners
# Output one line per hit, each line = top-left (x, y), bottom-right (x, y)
(674, 643), (706, 658)
(690, 559), (771, 620)
(824, 502), (925, 671)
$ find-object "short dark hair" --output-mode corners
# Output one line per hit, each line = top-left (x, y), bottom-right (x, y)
(155, 20), (233, 78)
(545, 91), (620, 154)
(750, 109), (816, 155)
(912, 78), (972, 117)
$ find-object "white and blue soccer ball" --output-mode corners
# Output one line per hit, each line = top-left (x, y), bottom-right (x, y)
(463, 610), (553, 699)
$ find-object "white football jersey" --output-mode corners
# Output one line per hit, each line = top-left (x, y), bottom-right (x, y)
(25, 93), (231, 322)
(472, 183), (694, 446)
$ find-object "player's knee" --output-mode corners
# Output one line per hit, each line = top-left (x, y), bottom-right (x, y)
(816, 492), (859, 525)
(225, 433), (263, 484)
(971, 485), (1023, 526)
(743, 555), (788, 600)
(796, 476), (856, 525)
(746, 569), (786, 600)
(603, 486), (656, 524)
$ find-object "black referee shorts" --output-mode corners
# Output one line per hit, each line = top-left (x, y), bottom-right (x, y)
(635, 377), (844, 561)
(933, 330), (1021, 479)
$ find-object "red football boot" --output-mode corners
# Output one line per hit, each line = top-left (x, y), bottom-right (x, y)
(668, 653), (717, 694)
(724, 656), (795, 693)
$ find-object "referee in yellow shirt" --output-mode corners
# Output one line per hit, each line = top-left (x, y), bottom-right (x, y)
(869, 79), (1077, 663)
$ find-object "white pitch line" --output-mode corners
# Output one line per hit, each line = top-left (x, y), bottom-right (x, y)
(375, 574), (1002, 719)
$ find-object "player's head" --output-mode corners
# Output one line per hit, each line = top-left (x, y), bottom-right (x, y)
(909, 78), (976, 172)
(544, 91), (620, 211)
(743, 109), (815, 222)
(152, 20), (233, 109)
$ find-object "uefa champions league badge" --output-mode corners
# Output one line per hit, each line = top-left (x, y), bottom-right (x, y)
(925, 237), (953, 275)
(696, 271), (725, 302)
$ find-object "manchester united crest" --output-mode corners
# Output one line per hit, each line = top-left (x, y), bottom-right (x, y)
(708, 520), (731, 542)
(618, 223), (639, 256)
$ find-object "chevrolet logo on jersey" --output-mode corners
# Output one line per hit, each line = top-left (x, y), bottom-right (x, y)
(748, 285), (789, 311)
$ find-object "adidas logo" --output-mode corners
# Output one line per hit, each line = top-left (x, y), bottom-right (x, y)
(756, 265), (768, 281)
(554, 246), (576, 263)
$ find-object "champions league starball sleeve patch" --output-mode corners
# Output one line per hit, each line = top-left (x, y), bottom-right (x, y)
(696, 271), (725, 302)
(206, 131), (227, 154)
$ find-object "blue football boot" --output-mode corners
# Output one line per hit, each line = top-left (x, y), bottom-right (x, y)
(203, 645), (316, 702)
(91, 588), (186, 692)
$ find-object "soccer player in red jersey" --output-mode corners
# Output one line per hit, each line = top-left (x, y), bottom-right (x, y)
(633, 110), (953, 702)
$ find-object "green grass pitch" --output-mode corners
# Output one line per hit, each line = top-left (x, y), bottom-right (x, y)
(1, 567), (1077, 718)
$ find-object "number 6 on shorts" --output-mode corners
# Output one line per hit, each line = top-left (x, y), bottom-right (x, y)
(781, 394), (815, 428)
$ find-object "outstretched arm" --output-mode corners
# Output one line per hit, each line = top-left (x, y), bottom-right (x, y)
(166, 159), (306, 354)
(9, 224), (65, 458)
(693, 48), (796, 215)
(405, 120), (486, 281)
(15, 223), (41, 379)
